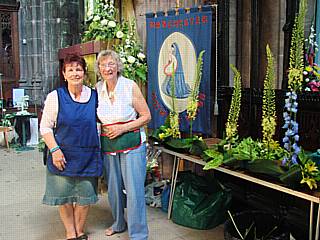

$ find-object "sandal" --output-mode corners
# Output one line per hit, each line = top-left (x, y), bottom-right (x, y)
(77, 234), (88, 240)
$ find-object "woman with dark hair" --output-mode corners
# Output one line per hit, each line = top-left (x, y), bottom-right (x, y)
(162, 42), (191, 98)
(40, 54), (102, 240)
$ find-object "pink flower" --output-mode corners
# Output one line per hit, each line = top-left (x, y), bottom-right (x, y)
(307, 81), (320, 92)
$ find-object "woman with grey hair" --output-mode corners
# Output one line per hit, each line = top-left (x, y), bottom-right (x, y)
(95, 50), (151, 239)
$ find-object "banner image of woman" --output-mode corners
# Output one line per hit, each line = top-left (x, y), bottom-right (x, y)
(161, 42), (191, 99)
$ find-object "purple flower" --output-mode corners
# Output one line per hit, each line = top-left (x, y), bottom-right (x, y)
(285, 103), (292, 109)
(290, 108), (298, 113)
(284, 143), (289, 151)
(291, 154), (298, 165)
(285, 129), (294, 136)
(282, 90), (300, 166)
(292, 143), (301, 154)
(282, 157), (288, 165)
(283, 136), (289, 143)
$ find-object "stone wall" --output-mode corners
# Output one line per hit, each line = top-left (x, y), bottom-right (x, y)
(18, 0), (83, 105)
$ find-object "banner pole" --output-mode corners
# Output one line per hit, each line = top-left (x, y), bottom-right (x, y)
(214, 4), (219, 116)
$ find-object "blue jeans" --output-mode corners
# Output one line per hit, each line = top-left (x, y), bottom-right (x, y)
(103, 143), (148, 240)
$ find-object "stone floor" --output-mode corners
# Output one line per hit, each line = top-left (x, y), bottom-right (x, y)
(0, 147), (224, 240)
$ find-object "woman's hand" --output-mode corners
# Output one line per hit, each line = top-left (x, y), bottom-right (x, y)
(52, 149), (66, 171)
(102, 124), (126, 139)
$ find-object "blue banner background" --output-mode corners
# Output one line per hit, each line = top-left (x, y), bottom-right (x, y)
(146, 7), (213, 135)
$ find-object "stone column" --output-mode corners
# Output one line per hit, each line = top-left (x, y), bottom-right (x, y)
(18, 0), (82, 105)
(237, 0), (252, 88)
(258, 0), (286, 89)
(229, 0), (237, 86)
(18, 0), (43, 104)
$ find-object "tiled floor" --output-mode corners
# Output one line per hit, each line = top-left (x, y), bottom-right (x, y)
(0, 148), (224, 240)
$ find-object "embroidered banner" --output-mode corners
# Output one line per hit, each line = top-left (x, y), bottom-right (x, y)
(146, 6), (213, 135)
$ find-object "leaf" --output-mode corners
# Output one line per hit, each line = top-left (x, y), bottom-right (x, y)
(246, 160), (285, 178)
(203, 156), (223, 170)
(165, 138), (193, 150)
(189, 139), (208, 156)
(279, 165), (302, 188)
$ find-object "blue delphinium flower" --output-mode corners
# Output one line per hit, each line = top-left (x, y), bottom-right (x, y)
(282, 91), (299, 165)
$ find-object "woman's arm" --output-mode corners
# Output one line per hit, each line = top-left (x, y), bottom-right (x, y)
(40, 91), (66, 170)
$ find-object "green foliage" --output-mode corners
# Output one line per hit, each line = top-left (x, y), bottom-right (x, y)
(288, 0), (307, 91)
(231, 137), (261, 161)
(225, 65), (242, 141)
(299, 150), (320, 189)
(203, 137), (287, 177)
(203, 149), (224, 170)
(1, 112), (14, 127)
(280, 150), (320, 190)
(186, 50), (205, 136)
(37, 138), (46, 152)
(262, 45), (276, 144)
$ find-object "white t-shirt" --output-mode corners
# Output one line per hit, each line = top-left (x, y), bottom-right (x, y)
(95, 76), (146, 142)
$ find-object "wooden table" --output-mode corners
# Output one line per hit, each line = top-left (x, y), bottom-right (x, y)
(154, 145), (320, 240)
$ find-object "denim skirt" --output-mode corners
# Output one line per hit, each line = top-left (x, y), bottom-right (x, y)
(43, 170), (99, 206)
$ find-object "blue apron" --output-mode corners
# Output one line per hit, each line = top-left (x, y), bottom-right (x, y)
(47, 87), (102, 177)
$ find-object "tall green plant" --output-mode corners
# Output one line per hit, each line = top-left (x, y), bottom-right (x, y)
(288, 0), (307, 92)
(187, 50), (205, 135)
(262, 45), (276, 147)
(282, 0), (307, 166)
(225, 65), (242, 141)
(169, 62), (181, 139)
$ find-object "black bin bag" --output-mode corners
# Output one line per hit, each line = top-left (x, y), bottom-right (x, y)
(172, 171), (232, 230)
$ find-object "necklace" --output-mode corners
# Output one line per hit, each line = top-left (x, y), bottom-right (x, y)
(108, 91), (115, 99)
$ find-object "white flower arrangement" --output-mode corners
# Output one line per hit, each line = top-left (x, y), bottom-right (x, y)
(82, 0), (128, 42)
(115, 21), (147, 84)
(82, 1), (147, 84)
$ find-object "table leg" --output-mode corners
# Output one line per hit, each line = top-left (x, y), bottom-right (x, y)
(16, 117), (34, 151)
(21, 121), (26, 147)
(168, 156), (180, 219)
(315, 203), (320, 240)
(310, 202), (314, 240)
(168, 155), (177, 219)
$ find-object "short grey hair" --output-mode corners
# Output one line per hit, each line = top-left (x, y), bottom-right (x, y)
(95, 50), (124, 79)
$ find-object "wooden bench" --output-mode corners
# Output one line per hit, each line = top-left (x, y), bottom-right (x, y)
(0, 126), (12, 149)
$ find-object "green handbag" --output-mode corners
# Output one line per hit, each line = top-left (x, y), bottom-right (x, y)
(100, 122), (141, 154)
